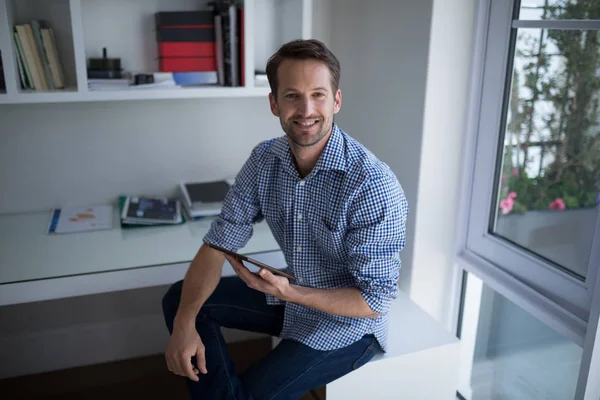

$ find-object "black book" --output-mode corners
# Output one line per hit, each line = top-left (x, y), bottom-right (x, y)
(121, 196), (182, 225)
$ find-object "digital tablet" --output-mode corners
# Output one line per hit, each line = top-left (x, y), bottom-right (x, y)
(208, 243), (296, 281)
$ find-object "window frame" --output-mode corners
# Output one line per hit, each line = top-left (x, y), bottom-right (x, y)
(453, 0), (600, 397)
(459, 0), (600, 343)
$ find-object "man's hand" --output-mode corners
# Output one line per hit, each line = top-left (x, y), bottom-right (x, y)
(225, 255), (291, 301)
(165, 321), (207, 382)
(227, 255), (380, 318)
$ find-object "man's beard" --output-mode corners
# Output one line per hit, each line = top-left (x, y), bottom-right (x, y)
(282, 117), (332, 148)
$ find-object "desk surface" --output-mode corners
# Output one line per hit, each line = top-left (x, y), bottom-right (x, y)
(0, 209), (279, 285)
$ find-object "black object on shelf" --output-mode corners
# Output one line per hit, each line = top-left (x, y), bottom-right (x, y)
(87, 47), (123, 79)
(134, 74), (154, 85)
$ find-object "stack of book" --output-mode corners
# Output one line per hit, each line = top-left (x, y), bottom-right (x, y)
(120, 195), (183, 227)
(155, 11), (218, 85)
(154, 0), (244, 87)
(211, 0), (244, 86)
(179, 180), (231, 219)
(13, 20), (65, 91)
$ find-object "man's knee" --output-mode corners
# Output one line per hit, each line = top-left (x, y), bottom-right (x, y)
(162, 280), (184, 329)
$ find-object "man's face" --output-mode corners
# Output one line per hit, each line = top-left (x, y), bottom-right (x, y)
(269, 59), (342, 148)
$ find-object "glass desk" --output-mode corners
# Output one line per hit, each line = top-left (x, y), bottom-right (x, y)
(0, 210), (282, 306)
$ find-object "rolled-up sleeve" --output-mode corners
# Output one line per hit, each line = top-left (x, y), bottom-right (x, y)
(203, 144), (266, 252)
(346, 172), (408, 316)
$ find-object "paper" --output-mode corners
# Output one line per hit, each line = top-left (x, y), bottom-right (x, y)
(47, 205), (114, 234)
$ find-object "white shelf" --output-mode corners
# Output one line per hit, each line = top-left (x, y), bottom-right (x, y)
(0, 85), (270, 104)
(0, 0), (313, 104)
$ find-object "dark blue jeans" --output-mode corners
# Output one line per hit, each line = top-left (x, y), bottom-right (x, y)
(161, 276), (380, 400)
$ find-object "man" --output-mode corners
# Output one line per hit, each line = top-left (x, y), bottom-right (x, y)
(162, 39), (408, 399)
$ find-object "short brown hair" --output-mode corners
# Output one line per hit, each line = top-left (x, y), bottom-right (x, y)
(265, 39), (341, 99)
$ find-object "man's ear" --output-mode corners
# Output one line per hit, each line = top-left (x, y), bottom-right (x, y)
(269, 93), (279, 117)
(333, 89), (342, 114)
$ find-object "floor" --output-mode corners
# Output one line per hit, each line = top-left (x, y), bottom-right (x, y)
(0, 338), (325, 399)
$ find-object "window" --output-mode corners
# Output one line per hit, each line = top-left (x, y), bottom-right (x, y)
(457, 0), (600, 398)
(462, 0), (600, 338)
(457, 271), (583, 400)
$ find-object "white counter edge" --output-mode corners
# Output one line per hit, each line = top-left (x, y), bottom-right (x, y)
(0, 250), (285, 306)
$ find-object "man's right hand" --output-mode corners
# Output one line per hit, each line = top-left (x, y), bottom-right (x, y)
(165, 321), (207, 381)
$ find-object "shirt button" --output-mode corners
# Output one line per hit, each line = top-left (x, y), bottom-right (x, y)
(297, 277), (303, 284)
(299, 180), (306, 186)
(297, 214), (303, 221)
(296, 246), (302, 252)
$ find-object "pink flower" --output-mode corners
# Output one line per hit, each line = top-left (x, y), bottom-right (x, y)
(499, 197), (514, 215)
(508, 192), (517, 199)
(548, 198), (565, 210)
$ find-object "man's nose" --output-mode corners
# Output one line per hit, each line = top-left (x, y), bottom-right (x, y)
(298, 97), (314, 116)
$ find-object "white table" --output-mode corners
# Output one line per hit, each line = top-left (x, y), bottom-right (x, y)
(0, 209), (282, 306)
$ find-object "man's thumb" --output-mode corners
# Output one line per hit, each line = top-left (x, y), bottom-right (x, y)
(196, 347), (207, 374)
(259, 268), (273, 281)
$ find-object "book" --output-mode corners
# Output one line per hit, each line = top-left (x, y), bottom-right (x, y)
(179, 180), (231, 218)
(47, 205), (114, 234)
(120, 195), (183, 225)
(41, 26), (65, 89)
(15, 25), (44, 91)
(31, 20), (55, 90)
(13, 21), (64, 91)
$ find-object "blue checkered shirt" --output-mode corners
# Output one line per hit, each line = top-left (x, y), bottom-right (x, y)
(203, 124), (408, 352)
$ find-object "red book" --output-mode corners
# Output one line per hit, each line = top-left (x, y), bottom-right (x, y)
(159, 57), (217, 72)
(158, 42), (216, 58)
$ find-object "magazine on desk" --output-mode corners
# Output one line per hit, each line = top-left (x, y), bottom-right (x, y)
(46, 205), (114, 234)
(120, 195), (183, 225)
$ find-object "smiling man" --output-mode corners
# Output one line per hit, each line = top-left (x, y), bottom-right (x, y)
(161, 39), (409, 399)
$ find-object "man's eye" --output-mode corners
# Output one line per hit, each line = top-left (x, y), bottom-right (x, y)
(285, 94), (298, 99)
(314, 93), (324, 97)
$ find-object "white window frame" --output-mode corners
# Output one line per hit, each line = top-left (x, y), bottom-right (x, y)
(453, 0), (600, 398)
(457, 0), (600, 343)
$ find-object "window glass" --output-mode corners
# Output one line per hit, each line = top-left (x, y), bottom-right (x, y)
(491, 27), (600, 280)
(458, 272), (583, 399)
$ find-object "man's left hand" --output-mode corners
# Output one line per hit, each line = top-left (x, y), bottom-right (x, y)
(225, 255), (292, 301)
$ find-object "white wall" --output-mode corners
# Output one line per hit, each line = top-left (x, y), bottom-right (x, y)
(410, 0), (478, 327)
(329, 0), (433, 296)
(0, 98), (280, 214)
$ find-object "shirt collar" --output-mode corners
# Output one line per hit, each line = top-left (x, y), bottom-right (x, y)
(269, 123), (347, 174)
(312, 123), (346, 172)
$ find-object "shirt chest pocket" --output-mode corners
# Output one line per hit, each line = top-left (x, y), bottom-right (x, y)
(308, 216), (347, 262)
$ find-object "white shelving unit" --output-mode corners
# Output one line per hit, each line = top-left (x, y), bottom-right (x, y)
(0, 0), (313, 104)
